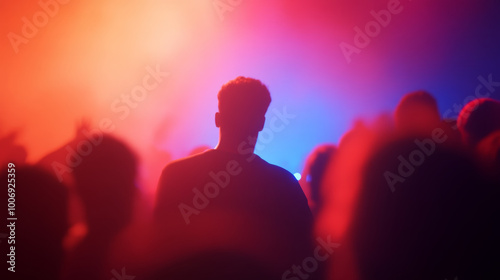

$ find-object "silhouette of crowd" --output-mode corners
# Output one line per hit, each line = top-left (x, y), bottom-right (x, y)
(1, 78), (499, 280)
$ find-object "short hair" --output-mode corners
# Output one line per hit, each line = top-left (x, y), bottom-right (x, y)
(217, 77), (271, 128)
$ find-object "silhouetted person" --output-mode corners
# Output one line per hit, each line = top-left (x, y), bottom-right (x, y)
(154, 76), (314, 279)
(0, 166), (69, 280)
(315, 117), (394, 280)
(299, 144), (336, 216)
(63, 134), (138, 280)
(457, 98), (500, 147)
(394, 90), (441, 136)
(348, 136), (497, 280)
(457, 98), (500, 182)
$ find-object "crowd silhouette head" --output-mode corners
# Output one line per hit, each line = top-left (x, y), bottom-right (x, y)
(215, 76), (271, 147)
(458, 97), (500, 147)
(300, 144), (337, 216)
(394, 90), (441, 135)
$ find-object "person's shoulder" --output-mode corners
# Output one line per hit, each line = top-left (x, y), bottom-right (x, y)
(255, 157), (297, 182)
(162, 149), (216, 174)
(255, 158), (311, 215)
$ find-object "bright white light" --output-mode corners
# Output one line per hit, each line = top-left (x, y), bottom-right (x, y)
(293, 172), (302, 180)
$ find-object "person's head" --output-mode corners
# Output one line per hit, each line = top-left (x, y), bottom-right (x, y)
(457, 98), (500, 147)
(73, 134), (137, 237)
(215, 77), (271, 138)
(394, 90), (440, 135)
(301, 144), (337, 214)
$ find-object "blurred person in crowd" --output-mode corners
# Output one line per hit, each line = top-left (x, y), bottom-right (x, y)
(394, 90), (441, 136)
(299, 143), (337, 216)
(62, 133), (138, 280)
(1, 166), (69, 280)
(458, 98), (500, 181)
(348, 132), (497, 279)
